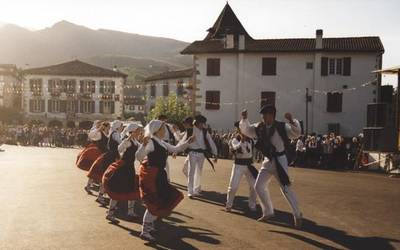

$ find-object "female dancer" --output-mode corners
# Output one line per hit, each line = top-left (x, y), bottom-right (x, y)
(135, 119), (194, 241)
(103, 123), (143, 223)
(88, 120), (123, 204)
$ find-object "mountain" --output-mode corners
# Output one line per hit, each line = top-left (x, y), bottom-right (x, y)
(0, 21), (191, 80)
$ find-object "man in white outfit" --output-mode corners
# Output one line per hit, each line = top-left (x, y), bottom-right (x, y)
(179, 115), (218, 198)
(239, 105), (303, 228)
(226, 121), (257, 212)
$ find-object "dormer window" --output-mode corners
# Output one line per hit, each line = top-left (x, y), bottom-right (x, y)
(225, 34), (234, 49)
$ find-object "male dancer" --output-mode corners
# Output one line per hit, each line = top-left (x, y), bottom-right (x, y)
(226, 121), (257, 212)
(178, 117), (194, 177)
(180, 115), (218, 198)
(158, 115), (180, 181)
(239, 106), (303, 228)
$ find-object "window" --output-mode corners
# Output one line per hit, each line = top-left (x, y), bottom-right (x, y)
(80, 80), (95, 93)
(205, 90), (220, 110)
(29, 99), (44, 113)
(262, 57), (277, 75)
(48, 100), (60, 113)
(48, 79), (62, 94)
(63, 79), (76, 93)
(80, 100), (95, 113)
(150, 84), (156, 97)
(66, 100), (78, 113)
(261, 91), (276, 108)
(306, 62), (313, 69)
(163, 81), (169, 96)
(100, 80), (115, 94)
(129, 105), (135, 111)
(138, 105), (144, 111)
(327, 92), (343, 112)
(207, 58), (220, 76)
(321, 57), (351, 76)
(29, 79), (43, 96)
(177, 80), (184, 96)
(329, 59), (335, 74)
(100, 101), (114, 114)
(336, 59), (343, 75)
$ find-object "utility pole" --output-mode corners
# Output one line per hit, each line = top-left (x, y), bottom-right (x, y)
(306, 88), (309, 135)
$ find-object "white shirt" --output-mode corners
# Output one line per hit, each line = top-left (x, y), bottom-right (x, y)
(118, 138), (141, 157)
(239, 118), (301, 153)
(230, 138), (253, 159)
(162, 123), (180, 144)
(136, 136), (189, 162)
(179, 126), (218, 156)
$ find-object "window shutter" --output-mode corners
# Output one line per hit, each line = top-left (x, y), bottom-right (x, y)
(163, 82), (169, 96)
(207, 58), (220, 76)
(262, 58), (277, 75)
(29, 100), (33, 112)
(111, 102), (115, 114)
(48, 100), (52, 113)
(327, 92), (343, 112)
(343, 57), (351, 76)
(79, 81), (84, 93)
(91, 81), (96, 93)
(91, 101), (95, 113)
(261, 91), (276, 108)
(100, 81), (104, 94)
(41, 100), (45, 112)
(80, 101), (83, 113)
(205, 91), (220, 110)
(74, 100), (79, 113)
(151, 85), (156, 97)
(321, 57), (328, 76)
(48, 80), (53, 93)
(111, 81), (115, 94)
(99, 101), (104, 113)
(60, 100), (66, 112)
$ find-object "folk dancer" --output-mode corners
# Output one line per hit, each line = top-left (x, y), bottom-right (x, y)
(239, 106), (303, 228)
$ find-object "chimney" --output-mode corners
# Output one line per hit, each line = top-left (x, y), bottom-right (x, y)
(238, 34), (245, 50)
(316, 29), (323, 49)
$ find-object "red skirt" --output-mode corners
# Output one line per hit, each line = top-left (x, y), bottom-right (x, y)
(76, 144), (102, 171)
(102, 160), (140, 201)
(139, 162), (183, 218)
(87, 151), (118, 183)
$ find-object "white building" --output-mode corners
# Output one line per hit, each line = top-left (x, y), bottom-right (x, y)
(124, 98), (146, 115)
(23, 60), (127, 127)
(0, 64), (21, 109)
(181, 3), (384, 136)
(144, 68), (195, 113)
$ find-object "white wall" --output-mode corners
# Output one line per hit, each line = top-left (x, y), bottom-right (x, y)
(195, 51), (380, 136)
(23, 74), (125, 124)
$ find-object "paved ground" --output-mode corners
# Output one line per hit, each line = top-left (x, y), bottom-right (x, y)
(0, 144), (399, 250)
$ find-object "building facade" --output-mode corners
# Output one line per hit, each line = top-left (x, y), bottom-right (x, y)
(181, 3), (384, 136)
(144, 68), (195, 113)
(23, 60), (127, 127)
(0, 64), (22, 109)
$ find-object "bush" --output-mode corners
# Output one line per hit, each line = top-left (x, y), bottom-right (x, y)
(146, 94), (192, 124)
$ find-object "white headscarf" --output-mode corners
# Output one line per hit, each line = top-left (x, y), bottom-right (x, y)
(144, 120), (164, 138)
(90, 120), (101, 131)
(109, 120), (123, 136)
(122, 122), (142, 138)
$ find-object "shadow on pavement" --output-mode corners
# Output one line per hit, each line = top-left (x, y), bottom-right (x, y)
(268, 210), (400, 250)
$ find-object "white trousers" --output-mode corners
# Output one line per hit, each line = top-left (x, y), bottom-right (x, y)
(187, 152), (205, 195)
(165, 159), (170, 181)
(142, 209), (157, 233)
(108, 200), (136, 215)
(255, 156), (301, 218)
(182, 155), (189, 177)
(226, 164), (257, 209)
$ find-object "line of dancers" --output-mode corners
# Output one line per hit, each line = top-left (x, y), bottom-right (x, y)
(75, 105), (304, 242)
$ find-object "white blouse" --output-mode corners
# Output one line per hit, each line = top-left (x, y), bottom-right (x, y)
(135, 136), (190, 162)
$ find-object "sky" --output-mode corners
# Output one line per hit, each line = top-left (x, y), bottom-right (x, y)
(0, 0), (399, 84)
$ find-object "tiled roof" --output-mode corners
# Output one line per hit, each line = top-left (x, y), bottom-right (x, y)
(144, 68), (194, 82)
(181, 37), (384, 54)
(181, 3), (384, 54)
(124, 98), (146, 105)
(0, 64), (17, 76)
(24, 60), (127, 78)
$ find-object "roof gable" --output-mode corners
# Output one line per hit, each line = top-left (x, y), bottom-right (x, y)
(24, 60), (127, 78)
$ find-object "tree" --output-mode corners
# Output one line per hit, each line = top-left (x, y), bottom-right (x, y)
(146, 94), (192, 124)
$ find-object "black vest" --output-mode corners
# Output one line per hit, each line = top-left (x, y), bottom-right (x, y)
(147, 138), (169, 169)
(121, 140), (138, 163)
(255, 121), (292, 161)
(108, 131), (119, 152)
(95, 132), (108, 152)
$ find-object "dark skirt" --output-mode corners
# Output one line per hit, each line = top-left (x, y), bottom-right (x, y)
(76, 143), (102, 171)
(102, 159), (140, 201)
(87, 151), (118, 183)
(139, 161), (183, 218)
